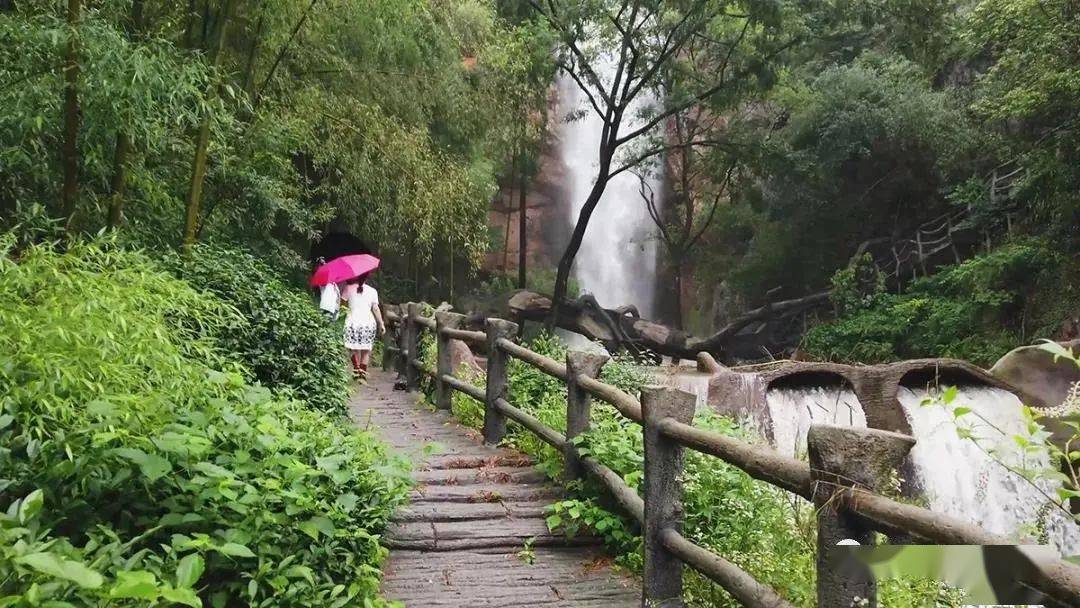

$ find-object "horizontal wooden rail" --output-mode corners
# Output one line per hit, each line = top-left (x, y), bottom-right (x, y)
(576, 374), (643, 422)
(495, 397), (567, 449)
(657, 418), (813, 499)
(440, 374), (485, 402)
(439, 327), (486, 344)
(496, 337), (568, 381)
(659, 528), (795, 608)
(410, 359), (436, 379)
(582, 456), (644, 525)
(385, 302), (1080, 608)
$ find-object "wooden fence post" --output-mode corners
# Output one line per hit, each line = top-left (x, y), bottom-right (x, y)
(403, 302), (421, 391)
(641, 385), (696, 608)
(434, 311), (466, 410)
(380, 304), (396, 372)
(807, 424), (916, 608)
(482, 318), (518, 445)
(564, 350), (608, 481)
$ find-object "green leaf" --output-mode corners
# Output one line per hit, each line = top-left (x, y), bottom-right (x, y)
(942, 386), (958, 405)
(334, 493), (359, 512)
(15, 553), (104, 589)
(110, 570), (160, 599)
(545, 514), (562, 530)
(161, 586), (202, 607)
(176, 553), (205, 588)
(112, 448), (171, 481)
(298, 516), (335, 539)
(217, 542), (255, 558)
(952, 406), (971, 418)
(17, 489), (44, 524)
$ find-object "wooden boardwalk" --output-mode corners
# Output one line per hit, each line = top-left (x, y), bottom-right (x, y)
(350, 370), (639, 607)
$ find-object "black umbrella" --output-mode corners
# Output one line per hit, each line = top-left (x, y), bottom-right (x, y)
(310, 232), (371, 267)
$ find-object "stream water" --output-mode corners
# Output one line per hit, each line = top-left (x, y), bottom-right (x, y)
(897, 386), (1080, 556)
(764, 387), (868, 459)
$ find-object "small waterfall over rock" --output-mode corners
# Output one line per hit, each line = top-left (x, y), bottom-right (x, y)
(556, 60), (662, 317)
(898, 385), (1080, 556)
(765, 386), (868, 459)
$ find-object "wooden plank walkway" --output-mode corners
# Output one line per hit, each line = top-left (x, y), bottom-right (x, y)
(350, 370), (639, 607)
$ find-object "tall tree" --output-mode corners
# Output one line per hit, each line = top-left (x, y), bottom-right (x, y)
(636, 105), (736, 329)
(107, 0), (146, 228)
(60, 0), (81, 228)
(182, 0), (233, 252)
(517, 160), (528, 288)
(528, 0), (794, 324)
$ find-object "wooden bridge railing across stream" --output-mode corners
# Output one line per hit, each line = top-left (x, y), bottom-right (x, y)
(379, 302), (1080, 608)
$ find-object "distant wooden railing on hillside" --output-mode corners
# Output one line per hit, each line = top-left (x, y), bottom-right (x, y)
(379, 302), (1080, 608)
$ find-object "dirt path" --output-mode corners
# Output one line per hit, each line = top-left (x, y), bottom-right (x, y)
(350, 370), (639, 607)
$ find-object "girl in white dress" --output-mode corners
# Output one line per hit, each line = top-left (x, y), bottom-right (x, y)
(341, 274), (384, 380)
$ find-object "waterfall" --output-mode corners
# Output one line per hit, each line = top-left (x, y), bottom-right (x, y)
(764, 387), (868, 459)
(898, 386), (1080, 556)
(556, 61), (662, 317)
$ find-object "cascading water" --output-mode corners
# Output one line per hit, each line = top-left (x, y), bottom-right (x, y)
(764, 387), (868, 459)
(556, 60), (662, 317)
(898, 386), (1080, 556)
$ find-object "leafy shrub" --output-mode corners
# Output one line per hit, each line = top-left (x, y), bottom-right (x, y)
(805, 242), (1058, 366)
(167, 244), (349, 416)
(0, 238), (408, 606)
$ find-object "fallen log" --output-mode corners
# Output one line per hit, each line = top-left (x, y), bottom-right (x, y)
(507, 290), (831, 363)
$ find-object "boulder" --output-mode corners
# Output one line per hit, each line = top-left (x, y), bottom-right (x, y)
(448, 339), (483, 376)
(989, 340), (1080, 409)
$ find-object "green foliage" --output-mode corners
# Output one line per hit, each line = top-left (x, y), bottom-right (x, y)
(712, 54), (974, 302)
(804, 241), (1058, 365)
(167, 244), (349, 416)
(0, 237), (408, 606)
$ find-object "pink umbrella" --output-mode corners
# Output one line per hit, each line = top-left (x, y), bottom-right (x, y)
(309, 254), (380, 287)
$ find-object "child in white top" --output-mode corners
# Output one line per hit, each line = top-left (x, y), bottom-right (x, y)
(341, 274), (384, 380)
(318, 283), (341, 320)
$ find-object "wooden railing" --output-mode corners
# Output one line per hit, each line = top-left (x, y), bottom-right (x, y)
(381, 302), (1080, 608)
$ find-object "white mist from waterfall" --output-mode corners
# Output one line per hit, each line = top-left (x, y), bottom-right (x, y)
(556, 63), (662, 317)
(765, 387), (868, 459)
(898, 386), (1080, 556)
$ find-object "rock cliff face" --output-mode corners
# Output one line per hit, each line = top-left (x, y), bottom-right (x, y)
(482, 102), (570, 281)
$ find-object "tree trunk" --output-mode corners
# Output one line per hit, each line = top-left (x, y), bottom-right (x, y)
(107, 132), (130, 227)
(60, 0), (82, 228)
(182, 0), (232, 252)
(502, 154), (517, 272)
(106, 0), (145, 229)
(254, 0), (318, 109)
(241, 8), (266, 96)
(512, 289), (831, 362)
(672, 258), (684, 331)
(549, 150), (613, 327)
(517, 163), (528, 289)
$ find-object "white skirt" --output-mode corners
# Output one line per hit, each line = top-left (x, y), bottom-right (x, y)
(344, 322), (377, 350)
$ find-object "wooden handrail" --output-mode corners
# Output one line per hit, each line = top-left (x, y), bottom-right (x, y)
(495, 397), (566, 449)
(385, 303), (1080, 607)
(495, 337), (568, 381)
(440, 373), (485, 402)
(659, 528), (795, 608)
(657, 418), (813, 499)
(440, 326), (486, 344)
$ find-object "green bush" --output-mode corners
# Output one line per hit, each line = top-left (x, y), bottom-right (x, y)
(0, 238), (408, 606)
(167, 245), (349, 416)
(804, 242), (1058, 366)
